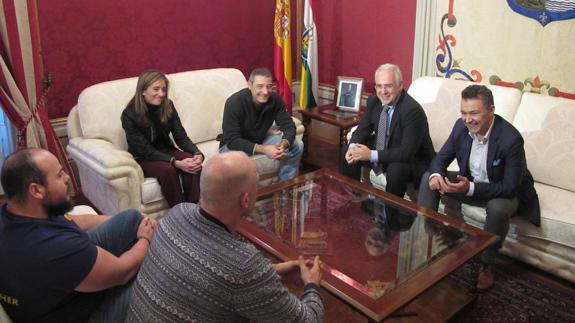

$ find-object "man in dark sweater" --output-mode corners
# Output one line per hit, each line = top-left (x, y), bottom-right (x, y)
(0, 148), (156, 322)
(220, 67), (303, 181)
(126, 152), (324, 322)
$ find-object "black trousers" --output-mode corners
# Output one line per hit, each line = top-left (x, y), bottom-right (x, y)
(340, 147), (428, 199)
(417, 171), (519, 264)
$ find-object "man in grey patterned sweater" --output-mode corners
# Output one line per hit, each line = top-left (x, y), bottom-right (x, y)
(126, 151), (324, 322)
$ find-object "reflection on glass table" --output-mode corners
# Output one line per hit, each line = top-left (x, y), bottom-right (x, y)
(246, 174), (468, 300)
(239, 169), (497, 321)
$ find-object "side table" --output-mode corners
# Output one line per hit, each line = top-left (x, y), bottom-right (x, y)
(299, 104), (364, 161)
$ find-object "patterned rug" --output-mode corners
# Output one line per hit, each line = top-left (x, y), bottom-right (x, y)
(448, 258), (575, 323)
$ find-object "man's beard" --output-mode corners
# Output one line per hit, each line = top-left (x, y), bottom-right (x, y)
(43, 199), (74, 218)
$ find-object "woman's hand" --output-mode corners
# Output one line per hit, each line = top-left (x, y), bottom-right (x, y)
(174, 155), (203, 174)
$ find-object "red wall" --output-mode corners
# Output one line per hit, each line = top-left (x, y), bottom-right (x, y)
(315, 0), (417, 92)
(38, 1), (416, 118)
(38, 0), (278, 118)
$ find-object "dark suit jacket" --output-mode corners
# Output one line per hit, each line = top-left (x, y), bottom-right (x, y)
(429, 115), (540, 226)
(350, 90), (435, 168)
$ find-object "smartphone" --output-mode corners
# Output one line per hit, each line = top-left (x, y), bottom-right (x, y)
(445, 172), (460, 184)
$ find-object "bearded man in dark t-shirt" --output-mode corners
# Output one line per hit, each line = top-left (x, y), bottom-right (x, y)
(0, 148), (157, 322)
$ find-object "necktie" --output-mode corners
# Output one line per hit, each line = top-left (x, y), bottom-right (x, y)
(376, 105), (390, 150)
(373, 105), (390, 174)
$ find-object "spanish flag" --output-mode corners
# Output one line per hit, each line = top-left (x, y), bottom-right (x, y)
(299, 0), (318, 110)
(274, 0), (293, 114)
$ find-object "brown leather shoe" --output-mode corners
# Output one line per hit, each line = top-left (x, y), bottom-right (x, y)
(476, 264), (495, 291)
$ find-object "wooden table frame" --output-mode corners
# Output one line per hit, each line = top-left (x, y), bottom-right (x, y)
(238, 169), (498, 322)
(300, 104), (364, 160)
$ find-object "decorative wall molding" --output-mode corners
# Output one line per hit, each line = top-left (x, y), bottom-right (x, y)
(413, 0), (438, 79)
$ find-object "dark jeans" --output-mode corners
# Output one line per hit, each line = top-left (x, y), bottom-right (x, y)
(87, 209), (143, 323)
(138, 150), (201, 207)
(417, 171), (519, 264)
(340, 146), (427, 199)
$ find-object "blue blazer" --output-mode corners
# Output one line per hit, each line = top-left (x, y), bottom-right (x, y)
(429, 115), (540, 226)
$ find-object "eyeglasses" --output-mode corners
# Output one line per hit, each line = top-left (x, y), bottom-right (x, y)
(374, 84), (396, 90)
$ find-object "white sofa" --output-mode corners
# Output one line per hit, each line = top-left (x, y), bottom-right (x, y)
(67, 68), (303, 219)
(365, 76), (575, 283)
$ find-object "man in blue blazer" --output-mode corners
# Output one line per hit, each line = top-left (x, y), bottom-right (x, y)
(342, 64), (435, 200)
(418, 84), (540, 291)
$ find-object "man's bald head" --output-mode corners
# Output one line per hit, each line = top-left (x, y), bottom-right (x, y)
(1, 148), (48, 202)
(200, 152), (259, 210)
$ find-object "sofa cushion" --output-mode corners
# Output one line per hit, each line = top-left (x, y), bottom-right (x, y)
(420, 86), (465, 152)
(487, 84), (523, 123)
(141, 177), (164, 204)
(252, 155), (280, 178)
(530, 182), (575, 248)
(168, 69), (246, 144)
(513, 92), (575, 132)
(196, 140), (221, 161)
(408, 77), (522, 122)
(77, 78), (135, 150)
(522, 105), (575, 192)
(407, 76), (447, 105)
(408, 77), (522, 151)
(462, 182), (575, 261)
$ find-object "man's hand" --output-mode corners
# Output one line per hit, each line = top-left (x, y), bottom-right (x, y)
(299, 255), (322, 286)
(428, 174), (470, 194)
(273, 139), (290, 159)
(276, 139), (289, 151)
(258, 144), (287, 160)
(442, 175), (470, 194)
(174, 155), (203, 174)
(346, 144), (371, 164)
(272, 259), (300, 275)
(136, 215), (157, 242)
(428, 175), (447, 193)
(345, 146), (356, 164)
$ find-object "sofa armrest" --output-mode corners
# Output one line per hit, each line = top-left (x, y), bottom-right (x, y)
(67, 137), (144, 215)
(267, 117), (306, 138)
(67, 138), (142, 175)
(293, 116), (305, 138)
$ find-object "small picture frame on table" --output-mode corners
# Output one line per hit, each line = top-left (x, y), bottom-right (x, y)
(336, 76), (363, 113)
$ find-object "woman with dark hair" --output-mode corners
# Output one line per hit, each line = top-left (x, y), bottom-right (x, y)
(121, 69), (203, 207)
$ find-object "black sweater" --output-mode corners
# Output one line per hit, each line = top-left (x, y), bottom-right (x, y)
(121, 100), (202, 163)
(221, 88), (296, 155)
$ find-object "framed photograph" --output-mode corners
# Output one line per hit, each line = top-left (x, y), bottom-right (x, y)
(336, 76), (363, 113)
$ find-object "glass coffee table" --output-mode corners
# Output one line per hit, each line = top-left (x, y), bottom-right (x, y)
(237, 169), (498, 322)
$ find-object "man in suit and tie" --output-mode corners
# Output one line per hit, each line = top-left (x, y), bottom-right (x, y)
(417, 84), (540, 291)
(342, 63), (435, 200)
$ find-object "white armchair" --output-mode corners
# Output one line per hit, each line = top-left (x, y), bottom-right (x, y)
(67, 68), (304, 219)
